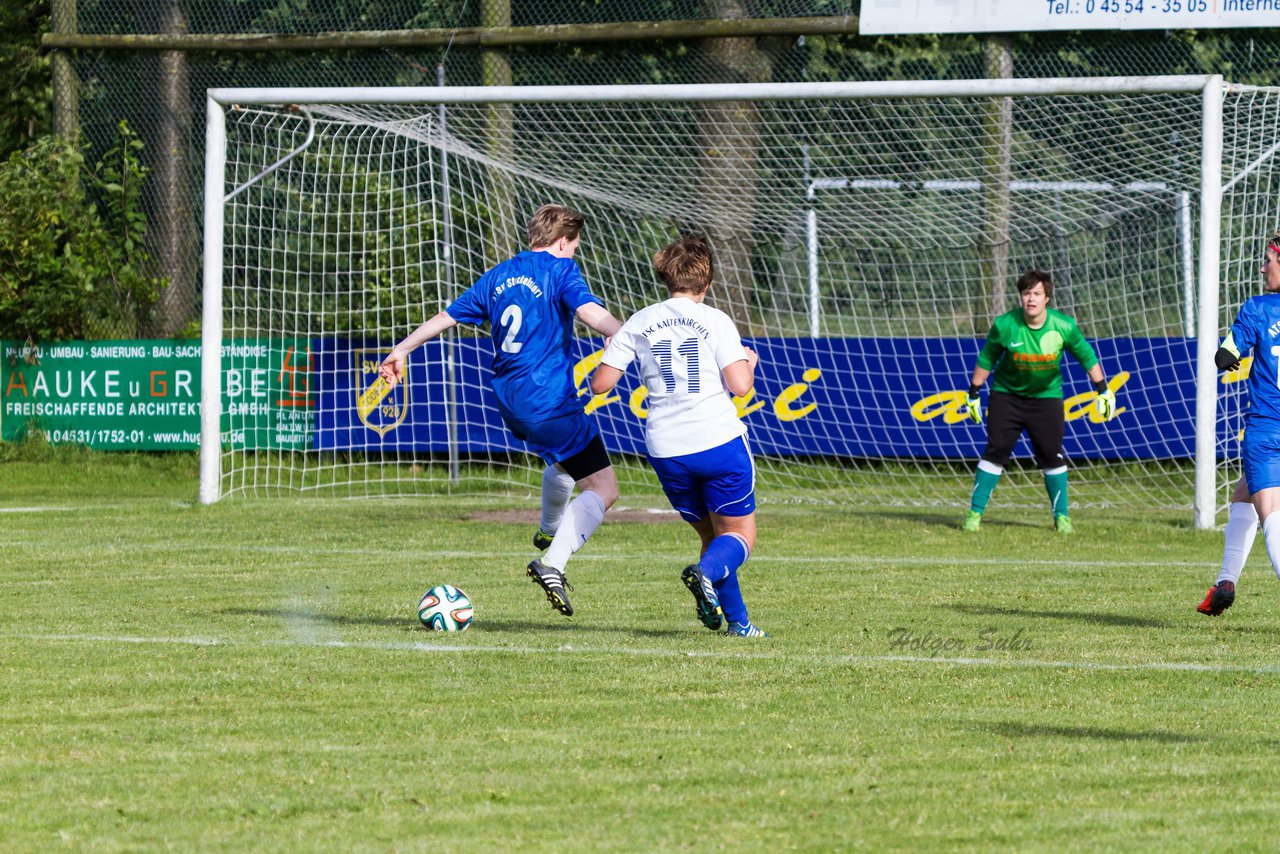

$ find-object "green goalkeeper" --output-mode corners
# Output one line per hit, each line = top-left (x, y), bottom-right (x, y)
(961, 269), (1118, 534)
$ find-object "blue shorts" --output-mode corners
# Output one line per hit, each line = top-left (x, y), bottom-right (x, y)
(503, 410), (600, 467)
(1243, 428), (1280, 492)
(647, 435), (756, 523)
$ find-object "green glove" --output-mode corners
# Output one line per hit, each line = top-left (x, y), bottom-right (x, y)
(1096, 388), (1117, 421)
(965, 393), (983, 425)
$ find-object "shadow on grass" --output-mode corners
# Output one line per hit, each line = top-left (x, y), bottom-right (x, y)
(221, 607), (688, 640)
(475, 617), (687, 640)
(980, 720), (1208, 745)
(978, 719), (1280, 748)
(223, 607), (405, 629)
(945, 603), (1169, 629)
(852, 509), (1045, 531)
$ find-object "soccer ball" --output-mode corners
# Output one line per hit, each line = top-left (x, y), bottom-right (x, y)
(417, 584), (474, 632)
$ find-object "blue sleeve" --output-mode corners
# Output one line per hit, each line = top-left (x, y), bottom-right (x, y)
(555, 259), (603, 314)
(1230, 301), (1258, 358)
(445, 278), (489, 326)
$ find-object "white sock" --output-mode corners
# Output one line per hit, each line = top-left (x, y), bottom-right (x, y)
(543, 490), (606, 571)
(1262, 513), (1280, 581)
(1218, 501), (1258, 585)
(539, 465), (575, 535)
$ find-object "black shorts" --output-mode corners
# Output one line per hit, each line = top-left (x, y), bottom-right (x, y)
(557, 434), (612, 481)
(981, 391), (1066, 470)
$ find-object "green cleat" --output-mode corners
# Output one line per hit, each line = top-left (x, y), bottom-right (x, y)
(532, 529), (554, 551)
(1054, 514), (1073, 535)
(962, 510), (982, 533)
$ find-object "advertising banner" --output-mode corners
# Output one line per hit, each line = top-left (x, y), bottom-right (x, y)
(318, 336), (1220, 462)
(1, 339), (313, 450)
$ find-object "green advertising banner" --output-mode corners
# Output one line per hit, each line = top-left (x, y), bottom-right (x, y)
(0, 340), (313, 450)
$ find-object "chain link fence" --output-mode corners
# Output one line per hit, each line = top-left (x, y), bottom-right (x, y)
(48, 1), (1280, 337)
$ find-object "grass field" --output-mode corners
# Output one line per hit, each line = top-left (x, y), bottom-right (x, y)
(4, 450), (1280, 851)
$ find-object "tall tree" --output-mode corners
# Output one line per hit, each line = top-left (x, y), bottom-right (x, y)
(0, 1), (51, 157)
(697, 0), (771, 334)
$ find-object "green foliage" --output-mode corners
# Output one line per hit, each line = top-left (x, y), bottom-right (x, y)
(0, 0), (50, 159)
(0, 121), (163, 342)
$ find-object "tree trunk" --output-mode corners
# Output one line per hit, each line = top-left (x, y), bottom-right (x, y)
(50, 0), (78, 142)
(481, 0), (518, 267)
(979, 34), (1014, 330)
(154, 0), (194, 337)
(696, 0), (770, 334)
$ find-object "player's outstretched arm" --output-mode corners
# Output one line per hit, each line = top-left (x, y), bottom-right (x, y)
(721, 346), (758, 397)
(576, 302), (623, 338)
(380, 311), (457, 388)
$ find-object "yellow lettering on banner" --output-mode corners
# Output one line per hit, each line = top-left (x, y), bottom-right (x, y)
(911, 390), (970, 424)
(574, 348), (619, 414)
(629, 386), (649, 419)
(773, 368), (822, 422)
(1222, 356), (1252, 385)
(732, 388), (765, 418)
(1064, 371), (1130, 423)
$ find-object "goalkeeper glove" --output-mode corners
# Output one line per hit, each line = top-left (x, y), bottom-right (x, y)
(964, 390), (983, 425)
(1095, 387), (1117, 421)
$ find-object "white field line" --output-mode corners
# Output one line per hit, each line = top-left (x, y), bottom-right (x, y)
(0, 540), (1216, 570)
(9, 631), (1280, 676)
(0, 506), (75, 513)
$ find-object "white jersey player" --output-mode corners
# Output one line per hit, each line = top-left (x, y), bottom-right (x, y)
(591, 236), (766, 637)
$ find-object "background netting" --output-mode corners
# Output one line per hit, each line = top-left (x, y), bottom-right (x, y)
(58, 3), (1280, 339)
(212, 85), (1280, 510)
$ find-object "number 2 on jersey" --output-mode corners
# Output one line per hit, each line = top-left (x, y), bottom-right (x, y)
(653, 337), (700, 394)
(500, 304), (524, 353)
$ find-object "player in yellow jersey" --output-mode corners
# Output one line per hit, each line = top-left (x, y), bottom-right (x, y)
(961, 269), (1118, 533)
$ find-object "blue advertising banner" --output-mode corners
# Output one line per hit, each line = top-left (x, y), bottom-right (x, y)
(315, 336), (1219, 462)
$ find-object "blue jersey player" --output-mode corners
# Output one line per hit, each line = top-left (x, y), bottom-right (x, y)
(1199, 229), (1280, 617)
(380, 204), (623, 617)
(591, 236), (767, 637)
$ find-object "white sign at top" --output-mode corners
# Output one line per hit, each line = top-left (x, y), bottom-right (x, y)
(859, 0), (1280, 35)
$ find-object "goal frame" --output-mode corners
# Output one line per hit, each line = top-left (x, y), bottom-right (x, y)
(199, 75), (1225, 527)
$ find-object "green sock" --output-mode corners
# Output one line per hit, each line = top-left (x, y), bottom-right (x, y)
(970, 466), (1001, 513)
(1043, 469), (1069, 516)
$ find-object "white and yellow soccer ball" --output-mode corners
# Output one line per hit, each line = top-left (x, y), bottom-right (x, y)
(417, 584), (474, 632)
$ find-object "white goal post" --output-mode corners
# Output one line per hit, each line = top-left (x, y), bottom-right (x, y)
(198, 76), (1280, 529)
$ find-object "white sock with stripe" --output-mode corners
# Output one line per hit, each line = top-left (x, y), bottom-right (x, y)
(543, 490), (606, 571)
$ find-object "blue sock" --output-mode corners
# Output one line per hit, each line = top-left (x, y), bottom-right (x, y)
(699, 534), (750, 624)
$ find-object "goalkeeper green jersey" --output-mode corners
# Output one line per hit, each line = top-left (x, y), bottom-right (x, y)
(976, 307), (1099, 399)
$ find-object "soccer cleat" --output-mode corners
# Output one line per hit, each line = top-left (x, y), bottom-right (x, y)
(532, 529), (554, 551)
(681, 565), (724, 631)
(527, 559), (574, 617)
(726, 620), (768, 638)
(962, 510), (982, 533)
(1196, 580), (1235, 616)
(1054, 514), (1073, 534)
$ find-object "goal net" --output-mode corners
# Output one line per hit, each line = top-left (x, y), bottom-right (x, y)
(200, 78), (1280, 525)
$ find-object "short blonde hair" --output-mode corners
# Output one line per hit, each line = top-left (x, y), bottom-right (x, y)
(653, 236), (714, 295)
(527, 204), (584, 249)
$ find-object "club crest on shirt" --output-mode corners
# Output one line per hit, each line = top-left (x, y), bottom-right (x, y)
(355, 349), (408, 436)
